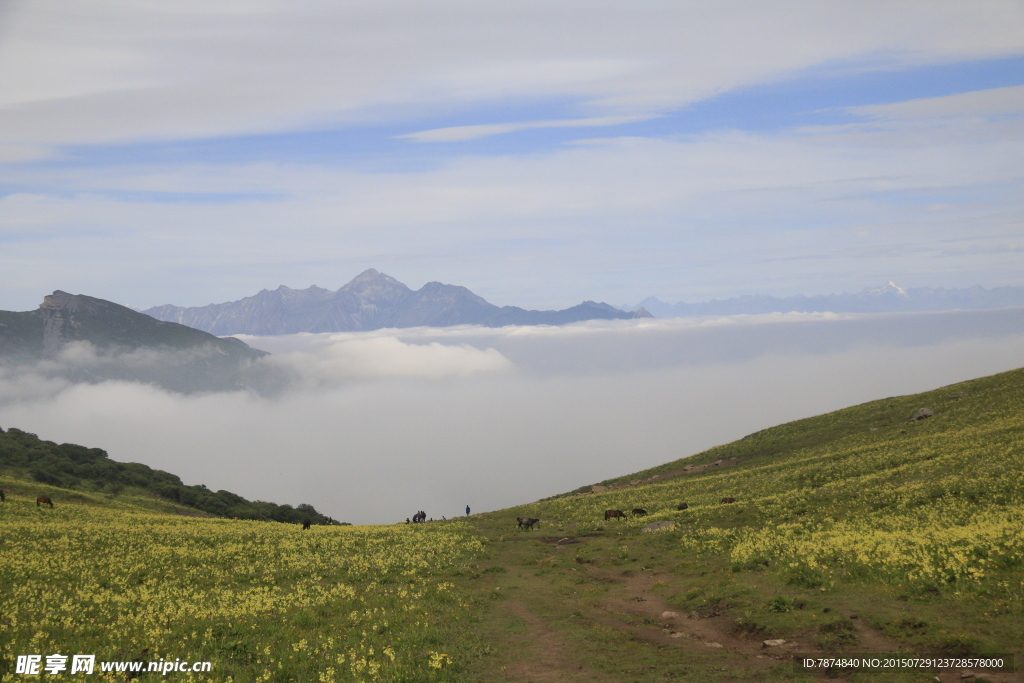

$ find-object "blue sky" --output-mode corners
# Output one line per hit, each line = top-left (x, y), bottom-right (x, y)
(0, 1), (1022, 310)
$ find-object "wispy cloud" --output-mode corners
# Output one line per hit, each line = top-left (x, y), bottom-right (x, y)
(851, 83), (1024, 122)
(398, 115), (657, 142)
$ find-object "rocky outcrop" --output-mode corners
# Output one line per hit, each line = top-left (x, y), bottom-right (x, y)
(1, 291), (268, 393)
(3, 291), (262, 356)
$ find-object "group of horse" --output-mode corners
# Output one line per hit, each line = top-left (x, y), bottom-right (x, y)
(0, 490), (53, 507)
(605, 498), (735, 520)
(603, 508), (644, 520)
(515, 497), (738, 530)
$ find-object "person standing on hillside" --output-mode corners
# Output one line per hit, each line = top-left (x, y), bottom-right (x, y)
(466, 505), (470, 516)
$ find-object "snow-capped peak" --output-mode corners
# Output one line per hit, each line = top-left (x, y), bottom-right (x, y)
(868, 280), (908, 297)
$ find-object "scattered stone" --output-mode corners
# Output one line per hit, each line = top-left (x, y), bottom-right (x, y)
(953, 392), (968, 398)
(591, 485), (608, 493)
(762, 639), (787, 648)
(704, 642), (723, 648)
(651, 475), (660, 479)
(661, 611), (679, 620)
(669, 632), (684, 638)
(642, 521), (676, 534)
(849, 613), (858, 619)
(911, 408), (935, 421)
(869, 427), (880, 432)
(629, 479), (641, 485)
(961, 672), (975, 679)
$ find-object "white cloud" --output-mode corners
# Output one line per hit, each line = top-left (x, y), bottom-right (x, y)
(853, 84), (1024, 121)
(259, 335), (513, 387)
(1, 83), (1021, 311)
(1, 1), (1023, 145)
(399, 115), (656, 142)
(3, 310), (1023, 524)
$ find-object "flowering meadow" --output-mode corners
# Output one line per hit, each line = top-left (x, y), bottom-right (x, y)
(512, 368), (1024, 602)
(0, 489), (483, 682)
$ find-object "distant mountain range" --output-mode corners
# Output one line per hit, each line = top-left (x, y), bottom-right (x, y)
(0, 291), (265, 392)
(144, 269), (652, 335)
(622, 282), (1024, 318)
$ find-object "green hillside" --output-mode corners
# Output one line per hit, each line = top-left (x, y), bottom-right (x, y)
(450, 366), (1024, 681)
(0, 426), (338, 525)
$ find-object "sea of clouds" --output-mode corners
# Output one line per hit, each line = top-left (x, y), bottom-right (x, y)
(2, 308), (1023, 524)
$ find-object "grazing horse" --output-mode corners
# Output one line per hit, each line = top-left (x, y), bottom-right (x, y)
(517, 516), (540, 530)
(36, 496), (53, 508)
(301, 520), (311, 530)
(631, 508), (647, 516)
(0, 489), (5, 502)
(720, 497), (736, 504)
(676, 502), (688, 510)
(604, 509), (626, 521)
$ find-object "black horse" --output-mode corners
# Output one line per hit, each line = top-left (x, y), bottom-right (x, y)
(516, 516), (540, 530)
(36, 495), (53, 508)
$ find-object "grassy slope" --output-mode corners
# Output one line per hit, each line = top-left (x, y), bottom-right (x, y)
(449, 366), (1024, 682)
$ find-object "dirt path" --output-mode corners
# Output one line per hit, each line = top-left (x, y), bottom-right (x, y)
(499, 600), (611, 683)
(460, 526), (1022, 682)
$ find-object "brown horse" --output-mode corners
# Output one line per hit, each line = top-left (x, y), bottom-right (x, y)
(720, 497), (736, 504)
(676, 502), (688, 510)
(0, 489), (5, 502)
(604, 509), (626, 521)
(36, 496), (53, 508)
(301, 520), (311, 530)
(631, 508), (647, 516)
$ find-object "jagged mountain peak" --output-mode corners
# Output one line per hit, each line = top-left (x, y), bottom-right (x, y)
(340, 268), (410, 294)
(143, 270), (643, 334)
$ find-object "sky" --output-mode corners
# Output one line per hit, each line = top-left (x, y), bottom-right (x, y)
(1, 1), (1023, 311)
(3, 309), (1024, 523)
(2, 3), (1024, 523)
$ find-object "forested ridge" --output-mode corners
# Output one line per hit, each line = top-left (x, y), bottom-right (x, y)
(0, 425), (339, 525)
